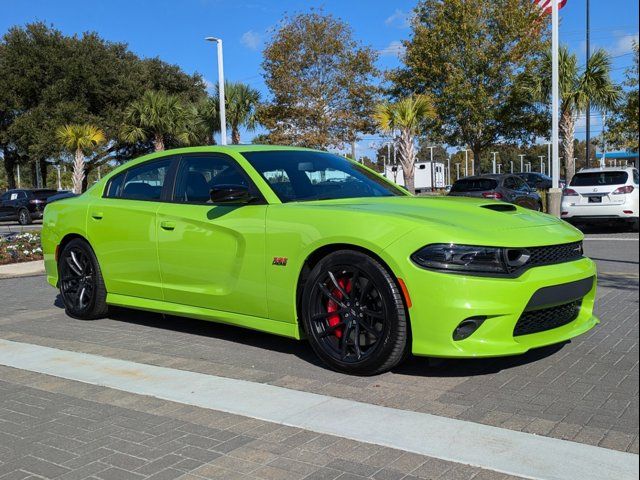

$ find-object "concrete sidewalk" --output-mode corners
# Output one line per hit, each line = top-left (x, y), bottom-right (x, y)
(0, 260), (45, 279)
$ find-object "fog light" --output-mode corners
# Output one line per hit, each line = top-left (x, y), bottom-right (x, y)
(453, 317), (486, 341)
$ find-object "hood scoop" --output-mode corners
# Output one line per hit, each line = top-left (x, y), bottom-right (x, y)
(481, 203), (517, 212)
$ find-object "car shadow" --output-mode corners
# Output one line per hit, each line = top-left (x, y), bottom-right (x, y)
(573, 222), (635, 234)
(55, 296), (570, 378)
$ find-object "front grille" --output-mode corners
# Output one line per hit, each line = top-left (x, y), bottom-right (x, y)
(514, 301), (581, 337)
(506, 242), (584, 275)
(528, 241), (584, 267)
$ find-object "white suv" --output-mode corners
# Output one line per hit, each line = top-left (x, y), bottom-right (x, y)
(562, 167), (639, 231)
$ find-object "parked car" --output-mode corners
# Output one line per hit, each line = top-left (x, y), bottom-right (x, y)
(448, 174), (543, 211)
(0, 188), (58, 224)
(43, 146), (597, 375)
(562, 167), (639, 231)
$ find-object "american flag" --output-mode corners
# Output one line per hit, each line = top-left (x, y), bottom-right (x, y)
(535, 0), (567, 15)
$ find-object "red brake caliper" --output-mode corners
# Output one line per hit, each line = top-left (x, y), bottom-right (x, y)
(326, 277), (352, 338)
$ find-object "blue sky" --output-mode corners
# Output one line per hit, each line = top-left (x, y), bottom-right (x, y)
(2, 0), (638, 157)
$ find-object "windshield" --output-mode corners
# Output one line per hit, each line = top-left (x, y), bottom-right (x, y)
(571, 171), (629, 187)
(242, 150), (406, 202)
(450, 178), (498, 192)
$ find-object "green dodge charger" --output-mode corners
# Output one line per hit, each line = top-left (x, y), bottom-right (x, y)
(42, 146), (598, 375)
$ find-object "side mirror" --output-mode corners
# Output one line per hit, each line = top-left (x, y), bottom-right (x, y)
(210, 184), (254, 204)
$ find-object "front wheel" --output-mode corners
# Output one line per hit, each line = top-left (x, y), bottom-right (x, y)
(300, 250), (409, 375)
(58, 238), (108, 319)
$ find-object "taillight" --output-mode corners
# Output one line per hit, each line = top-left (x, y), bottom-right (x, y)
(482, 192), (503, 199)
(612, 185), (634, 195)
(29, 199), (44, 205)
(563, 188), (579, 196)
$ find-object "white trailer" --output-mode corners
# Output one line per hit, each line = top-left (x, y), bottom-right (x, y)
(383, 161), (446, 192)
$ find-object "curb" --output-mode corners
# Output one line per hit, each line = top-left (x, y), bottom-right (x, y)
(0, 260), (45, 279)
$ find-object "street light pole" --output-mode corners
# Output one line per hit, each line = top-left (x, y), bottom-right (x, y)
(519, 154), (526, 173)
(427, 146), (436, 190)
(447, 156), (451, 186)
(205, 37), (227, 145)
(491, 152), (498, 174)
(539, 155), (545, 174)
(456, 163), (460, 180)
(585, 0), (591, 168)
(464, 150), (468, 177)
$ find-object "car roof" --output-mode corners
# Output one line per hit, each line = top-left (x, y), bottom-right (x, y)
(577, 167), (636, 173)
(455, 174), (506, 181)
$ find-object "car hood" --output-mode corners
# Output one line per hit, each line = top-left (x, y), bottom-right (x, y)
(294, 196), (582, 246)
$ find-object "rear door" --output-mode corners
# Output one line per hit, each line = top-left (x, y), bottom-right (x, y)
(511, 176), (538, 210)
(87, 157), (176, 300)
(156, 153), (268, 318)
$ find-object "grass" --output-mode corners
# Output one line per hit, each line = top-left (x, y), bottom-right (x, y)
(0, 231), (43, 265)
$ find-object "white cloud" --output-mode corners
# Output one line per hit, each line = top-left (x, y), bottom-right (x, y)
(379, 40), (406, 58)
(241, 30), (262, 51)
(607, 33), (639, 56)
(385, 9), (411, 28)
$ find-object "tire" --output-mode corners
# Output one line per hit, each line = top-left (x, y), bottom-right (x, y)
(631, 218), (639, 233)
(17, 208), (32, 225)
(58, 238), (108, 320)
(300, 250), (409, 375)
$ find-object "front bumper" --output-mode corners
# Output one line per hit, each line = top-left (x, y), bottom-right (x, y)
(397, 257), (598, 358)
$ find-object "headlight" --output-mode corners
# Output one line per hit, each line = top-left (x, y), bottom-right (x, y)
(411, 244), (508, 274)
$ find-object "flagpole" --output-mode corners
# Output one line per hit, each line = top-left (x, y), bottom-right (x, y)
(548, 0), (562, 217)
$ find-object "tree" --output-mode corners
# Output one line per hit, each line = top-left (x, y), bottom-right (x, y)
(605, 41), (639, 152)
(373, 95), (436, 193)
(260, 11), (379, 149)
(0, 23), (209, 189)
(120, 90), (197, 151)
(391, 0), (549, 170)
(216, 82), (261, 144)
(525, 46), (620, 183)
(56, 124), (106, 194)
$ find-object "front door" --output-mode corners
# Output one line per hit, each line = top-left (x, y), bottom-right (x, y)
(87, 157), (175, 301)
(157, 154), (268, 318)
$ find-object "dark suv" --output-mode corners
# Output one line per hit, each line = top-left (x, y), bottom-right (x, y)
(448, 174), (543, 211)
(0, 189), (58, 224)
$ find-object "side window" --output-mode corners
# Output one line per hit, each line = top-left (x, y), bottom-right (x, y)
(104, 173), (125, 198)
(173, 155), (253, 204)
(0, 192), (10, 201)
(262, 169), (295, 200)
(503, 177), (517, 190)
(121, 158), (172, 201)
(513, 177), (530, 192)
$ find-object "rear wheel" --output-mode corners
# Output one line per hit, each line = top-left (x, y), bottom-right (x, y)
(301, 250), (409, 375)
(17, 208), (32, 225)
(58, 238), (108, 319)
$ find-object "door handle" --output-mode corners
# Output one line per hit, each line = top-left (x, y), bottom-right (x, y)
(160, 221), (176, 231)
(91, 212), (103, 220)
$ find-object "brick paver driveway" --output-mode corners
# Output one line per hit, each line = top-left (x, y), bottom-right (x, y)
(0, 232), (637, 479)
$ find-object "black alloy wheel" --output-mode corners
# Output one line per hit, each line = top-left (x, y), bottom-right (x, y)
(301, 250), (409, 375)
(58, 238), (108, 319)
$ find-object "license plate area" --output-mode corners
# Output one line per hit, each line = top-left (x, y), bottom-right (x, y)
(588, 196), (602, 203)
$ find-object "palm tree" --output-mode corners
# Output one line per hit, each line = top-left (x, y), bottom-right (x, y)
(56, 124), (106, 194)
(121, 90), (196, 151)
(526, 47), (620, 183)
(212, 82), (260, 144)
(373, 95), (436, 193)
